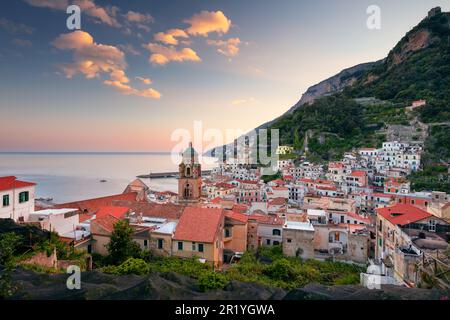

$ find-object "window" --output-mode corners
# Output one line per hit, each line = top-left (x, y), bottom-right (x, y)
(143, 240), (148, 248)
(340, 215), (345, 223)
(19, 191), (29, 203)
(266, 239), (271, 245)
(192, 242), (196, 251)
(272, 229), (281, 236)
(287, 238), (292, 243)
(2, 195), (9, 207)
(198, 243), (204, 252)
(157, 239), (163, 249)
(273, 241), (280, 246)
(428, 220), (436, 232)
(225, 228), (232, 238)
(177, 241), (183, 251)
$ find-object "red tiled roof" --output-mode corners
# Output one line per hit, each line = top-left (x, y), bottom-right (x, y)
(54, 192), (138, 213)
(211, 197), (222, 204)
(372, 193), (393, 198)
(93, 214), (121, 233)
(215, 182), (235, 189)
(248, 213), (284, 226)
(351, 170), (367, 177)
(283, 175), (294, 180)
(232, 204), (248, 213)
(236, 179), (258, 185)
(376, 204), (431, 226)
(112, 201), (184, 220)
(95, 206), (129, 220)
(173, 207), (224, 243)
(0, 176), (35, 192)
(269, 197), (286, 206)
(225, 210), (248, 223)
(346, 211), (370, 223)
(79, 213), (92, 223)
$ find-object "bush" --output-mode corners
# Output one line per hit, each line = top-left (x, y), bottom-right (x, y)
(197, 271), (228, 291)
(114, 258), (150, 275)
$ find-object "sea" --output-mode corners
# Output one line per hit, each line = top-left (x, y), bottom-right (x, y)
(0, 153), (218, 203)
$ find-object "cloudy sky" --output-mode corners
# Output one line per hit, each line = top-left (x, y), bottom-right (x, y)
(1, 0), (449, 152)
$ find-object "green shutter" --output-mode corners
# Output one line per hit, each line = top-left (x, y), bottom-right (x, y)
(3, 195), (9, 206)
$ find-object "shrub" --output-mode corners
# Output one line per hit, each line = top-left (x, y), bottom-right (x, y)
(114, 258), (150, 275)
(197, 271), (228, 291)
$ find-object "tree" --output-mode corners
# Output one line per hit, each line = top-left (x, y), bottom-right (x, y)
(106, 220), (141, 265)
(0, 232), (22, 266)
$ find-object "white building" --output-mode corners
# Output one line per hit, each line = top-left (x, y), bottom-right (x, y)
(28, 208), (80, 235)
(0, 176), (36, 222)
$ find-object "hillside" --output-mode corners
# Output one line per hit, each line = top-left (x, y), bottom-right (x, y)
(266, 8), (450, 186)
(3, 267), (444, 300)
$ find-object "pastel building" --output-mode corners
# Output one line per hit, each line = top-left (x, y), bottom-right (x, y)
(0, 176), (36, 222)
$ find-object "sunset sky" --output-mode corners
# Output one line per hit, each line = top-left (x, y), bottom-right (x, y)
(1, 0), (449, 152)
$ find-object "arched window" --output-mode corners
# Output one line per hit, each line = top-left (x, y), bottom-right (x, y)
(186, 166), (191, 176)
(272, 229), (281, 236)
(184, 183), (191, 198)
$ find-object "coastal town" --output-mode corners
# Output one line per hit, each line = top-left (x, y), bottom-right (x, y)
(1, 103), (449, 291)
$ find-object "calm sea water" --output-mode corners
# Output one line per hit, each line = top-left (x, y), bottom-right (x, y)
(0, 153), (217, 203)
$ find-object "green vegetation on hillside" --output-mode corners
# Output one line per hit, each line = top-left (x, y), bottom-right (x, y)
(269, 95), (397, 161)
(265, 11), (449, 188)
(101, 246), (363, 291)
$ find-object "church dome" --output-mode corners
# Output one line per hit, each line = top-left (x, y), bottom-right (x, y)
(182, 142), (198, 164)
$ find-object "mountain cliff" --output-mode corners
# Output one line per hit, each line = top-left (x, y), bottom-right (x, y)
(211, 8), (450, 171)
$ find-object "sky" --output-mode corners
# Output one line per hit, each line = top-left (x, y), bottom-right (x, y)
(0, 0), (449, 153)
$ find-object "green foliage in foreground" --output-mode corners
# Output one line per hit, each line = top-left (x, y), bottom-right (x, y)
(226, 246), (364, 289)
(100, 246), (364, 291)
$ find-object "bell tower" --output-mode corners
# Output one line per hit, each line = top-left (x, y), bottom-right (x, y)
(178, 142), (202, 203)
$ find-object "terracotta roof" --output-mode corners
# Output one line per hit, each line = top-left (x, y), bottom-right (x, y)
(236, 179), (258, 185)
(173, 207), (224, 242)
(232, 204), (248, 213)
(214, 182), (235, 189)
(112, 201), (184, 220)
(248, 213), (284, 226)
(0, 176), (35, 192)
(225, 210), (248, 223)
(95, 206), (129, 219)
(283, 175), (294, 180)
(79, 213), (92, 223)
(346, 211), (370, 223)
(54, 192), (138, 213)
(371, 193), (393, 198)
(269, 197), (286, 206)
(211, 197), (222, 204)
(376, 204), (431, 226)
(350, 170), (367, 177)
(93, 214), (120, 233)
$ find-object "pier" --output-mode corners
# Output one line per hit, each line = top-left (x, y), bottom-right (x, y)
(137, 170), (212, 179)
